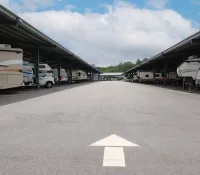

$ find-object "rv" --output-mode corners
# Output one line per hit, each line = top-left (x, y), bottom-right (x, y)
(31, 64), (55, 88)
(177, 55), (200, 85)
(72, 70), (88, 81)
(52, 68), (68, 84)
(23, 61), (34, 86)
(0, 44), (24, 89)
(38, 64), (55, 88)
(137, 71), (154, 83)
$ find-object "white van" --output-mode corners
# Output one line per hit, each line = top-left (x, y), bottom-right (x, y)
(52, 68), (68, 83)
(0, 44), (24, 89)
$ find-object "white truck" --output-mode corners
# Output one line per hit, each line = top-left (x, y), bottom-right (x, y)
(0, 44), (24, 89)
(72, 70), (88, 82)
(177, 55), (200, 86)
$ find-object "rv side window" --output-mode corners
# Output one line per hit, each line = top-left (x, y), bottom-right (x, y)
(39, 65), (45, 68)
(78, 72), (81, 76)
(145, 74), (149, 77)
(155, 74), (159, 77)
(47, 70), (53, 73)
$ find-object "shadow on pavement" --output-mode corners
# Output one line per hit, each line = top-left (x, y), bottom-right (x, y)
(0, 82), (96, 106)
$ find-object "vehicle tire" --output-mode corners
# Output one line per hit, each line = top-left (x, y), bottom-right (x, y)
(45, 81), (53, 88)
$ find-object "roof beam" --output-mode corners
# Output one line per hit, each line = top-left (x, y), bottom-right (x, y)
(0, 19), (18, 25)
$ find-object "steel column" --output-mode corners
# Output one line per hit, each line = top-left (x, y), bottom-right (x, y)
(68, 68), (72, 84)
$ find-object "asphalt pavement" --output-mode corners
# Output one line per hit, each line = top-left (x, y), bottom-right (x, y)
(0, 81), (200, 175)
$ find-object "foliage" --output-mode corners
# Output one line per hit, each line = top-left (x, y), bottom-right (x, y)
(96, 58), (148, 73)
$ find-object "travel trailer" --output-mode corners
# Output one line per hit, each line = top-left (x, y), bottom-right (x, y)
(137, 71), (154, 83)
(177, 55), (200, 85)
(72, 70), (88, 81)
(0, 44), (23, 89)
(52, 68), (68, 83)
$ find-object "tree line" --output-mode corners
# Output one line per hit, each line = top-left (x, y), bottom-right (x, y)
(96, 58), (148, 73)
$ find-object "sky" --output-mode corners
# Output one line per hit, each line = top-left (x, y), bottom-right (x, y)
(0, 0), (200, 66)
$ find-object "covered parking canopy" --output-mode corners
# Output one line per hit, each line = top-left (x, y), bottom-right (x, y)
(124, 31), (200, 74)
(0, 5), (100, 73)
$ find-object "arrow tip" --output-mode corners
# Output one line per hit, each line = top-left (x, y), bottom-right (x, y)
(90, 134), (139, 147)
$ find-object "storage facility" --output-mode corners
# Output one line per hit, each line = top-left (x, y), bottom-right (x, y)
(0, 5), (101, 90)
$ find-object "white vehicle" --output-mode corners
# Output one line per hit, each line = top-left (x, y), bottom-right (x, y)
(72, 70), (87, 81)
(177, 55), (200, 85)
(38, 64), (55, 88)
(0, 44), (23, 89)
(52, 68), (68, 83)
(137, 71), (153, 83)
(23, 61), (34, 86)
(154, 73), (163, 80)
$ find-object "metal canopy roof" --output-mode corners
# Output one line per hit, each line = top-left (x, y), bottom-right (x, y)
(0, 5), (101, 73)
(124, 31), (200, 74)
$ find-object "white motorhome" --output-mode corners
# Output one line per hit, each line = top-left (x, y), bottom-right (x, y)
(72, 70), (87, 81)
(177, 55), (200, 85)
(30, 64), (55, 88)
(52, 68), (68, 83)
(0, 44), (24, 89)
(137, 71), (153, 83)
(38, 64), (55, 88)
(23, 61), (34, 86)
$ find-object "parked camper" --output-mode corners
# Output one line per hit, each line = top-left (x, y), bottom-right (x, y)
(52, 69), (68, 83)
(72, 70), (87, 81)
(38, 64), (55, 88)
(23, 61), (34, 86)
(31, 64), (55, 88)
(137, 71), (153, 83)
(0, 44), (23, 89)
(177, 55), (200, 85)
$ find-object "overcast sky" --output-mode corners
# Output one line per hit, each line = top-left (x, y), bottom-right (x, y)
(0, 0), (199, 66)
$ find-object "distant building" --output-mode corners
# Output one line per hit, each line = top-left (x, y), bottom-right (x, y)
(100, 72), (124, 81)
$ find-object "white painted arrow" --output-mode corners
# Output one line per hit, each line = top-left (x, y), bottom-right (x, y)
(90, 134), (139, 167)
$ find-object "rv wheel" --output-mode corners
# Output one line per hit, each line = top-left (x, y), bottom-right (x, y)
(46, 82), (53, 88)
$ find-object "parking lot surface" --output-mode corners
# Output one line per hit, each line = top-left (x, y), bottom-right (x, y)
(0, 81), (200, 175)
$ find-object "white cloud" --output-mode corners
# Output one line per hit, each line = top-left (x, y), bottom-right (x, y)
(145, 0), (168, 9)
(2, 1), (198, 66)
